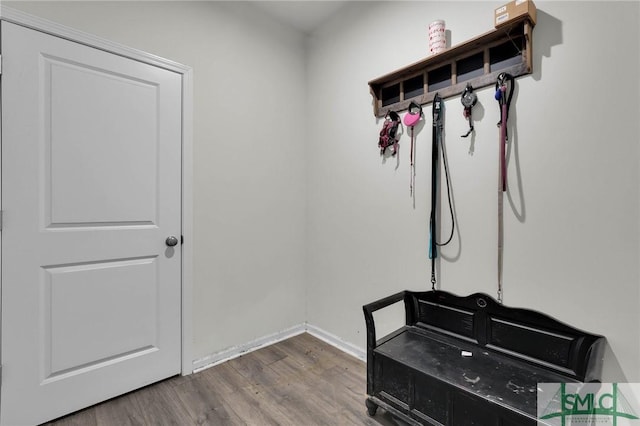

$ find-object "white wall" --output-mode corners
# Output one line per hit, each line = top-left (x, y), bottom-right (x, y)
(6, 1), (640, 383)
(4, 1), (309, 362)
(306, 1), (640, 382)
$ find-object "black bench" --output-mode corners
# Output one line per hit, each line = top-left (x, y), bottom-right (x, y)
(363, 290), (605, 425)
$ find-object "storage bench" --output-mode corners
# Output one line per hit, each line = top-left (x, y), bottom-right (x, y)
(363, 290), (605, 425)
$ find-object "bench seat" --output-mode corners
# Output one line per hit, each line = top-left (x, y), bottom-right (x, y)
(363, 290), (606, 426)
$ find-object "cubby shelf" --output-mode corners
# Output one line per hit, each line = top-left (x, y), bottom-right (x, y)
(368, 17), (535, 117)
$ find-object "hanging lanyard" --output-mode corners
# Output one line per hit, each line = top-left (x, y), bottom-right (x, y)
(429, 94), (455, 291)
(460, 83), (477, 138)
(430, 94), (442, 290)
(495, 73), (514, 303)
(404, 102), (423, 198)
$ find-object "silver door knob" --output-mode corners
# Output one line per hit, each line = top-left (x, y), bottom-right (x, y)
(165, 236), (179, 247)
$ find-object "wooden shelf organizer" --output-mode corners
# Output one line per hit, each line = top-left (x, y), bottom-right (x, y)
(368, 18), (534, 117)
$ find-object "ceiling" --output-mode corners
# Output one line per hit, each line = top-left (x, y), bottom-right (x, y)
(249, 1), (349, 34)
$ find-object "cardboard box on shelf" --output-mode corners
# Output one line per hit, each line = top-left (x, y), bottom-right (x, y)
(494, 0), (537, 28)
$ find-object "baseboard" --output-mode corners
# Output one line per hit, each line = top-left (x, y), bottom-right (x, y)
(192, 324), (306, 373)
(191, 323), (365, 373)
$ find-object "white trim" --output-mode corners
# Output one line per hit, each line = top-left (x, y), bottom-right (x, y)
(0, 6), (195, 376)
(180, 68), (195, 375)
(192, 324), (306, 373)
(192, 324), (365, 373)
(305, 324), (366, 361)
(0, 5), (190, 74)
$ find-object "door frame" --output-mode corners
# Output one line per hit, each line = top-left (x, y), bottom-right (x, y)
(0, 5), (194, 376)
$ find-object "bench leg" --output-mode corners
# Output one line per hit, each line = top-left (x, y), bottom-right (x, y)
(365, 398), (378, 416)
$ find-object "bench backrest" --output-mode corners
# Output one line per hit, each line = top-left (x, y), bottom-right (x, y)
(405, 291), (605, 382)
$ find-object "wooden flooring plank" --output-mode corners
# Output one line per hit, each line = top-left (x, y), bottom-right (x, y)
(277, 334), (348, 377)
(194, 359), (290, 425)
(94, 391), (146, 426)
(42, 405), (97, 426)
(198, 361), (252, 394)
(45, 333), (391, 426)
(172, 372), (245, 426)
(221, 382), (293, 425)
(248, 341), (289, 366)
(256, 379), (335, 425)
(227, 352), (279, 385)
(131, 379), (194, 426)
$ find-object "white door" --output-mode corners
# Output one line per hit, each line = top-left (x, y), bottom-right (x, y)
(1, 22), (183, 426)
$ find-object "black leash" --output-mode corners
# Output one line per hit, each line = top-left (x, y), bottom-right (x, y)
(429, 96), (441, 289)
(429, 93), (455, 290)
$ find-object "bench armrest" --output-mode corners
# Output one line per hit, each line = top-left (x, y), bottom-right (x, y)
(363, 291), (407, 396)
(363, 291), (406, 351)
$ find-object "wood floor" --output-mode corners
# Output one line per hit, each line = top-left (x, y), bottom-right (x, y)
(44, 333), (401, 426)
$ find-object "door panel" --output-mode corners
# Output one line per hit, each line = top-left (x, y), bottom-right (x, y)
(1, 22), (182, 426)
(44, 257), (159, 378)
(46, 54), (159, 226)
